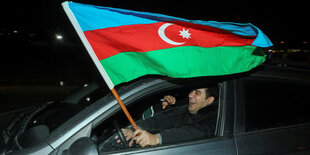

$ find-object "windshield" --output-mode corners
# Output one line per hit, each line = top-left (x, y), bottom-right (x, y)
(26, 86), (109, 132)
(3, 84), (109, 152)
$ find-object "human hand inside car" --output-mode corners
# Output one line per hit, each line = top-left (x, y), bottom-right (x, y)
(161, 95), (176, 109)
(119, 128), (134, 147)
(118, 128), (160, 147)
(132, 128), (160, 147)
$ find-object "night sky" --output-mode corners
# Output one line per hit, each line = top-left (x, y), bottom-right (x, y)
(0, 0), (309, 82)
(2, 0), (309, 45)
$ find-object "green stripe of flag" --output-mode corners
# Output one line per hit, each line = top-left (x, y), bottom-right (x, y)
(100, 46), (265, 86)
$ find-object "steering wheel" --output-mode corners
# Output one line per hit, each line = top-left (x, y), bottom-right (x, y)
(112, 120), (129, 149)
(98, 120), (140, 153)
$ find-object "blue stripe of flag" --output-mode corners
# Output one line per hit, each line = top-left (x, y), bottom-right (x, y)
(67, 2), (272, 47)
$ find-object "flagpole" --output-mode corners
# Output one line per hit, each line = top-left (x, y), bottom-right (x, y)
(62, 1), (139, 130)
(111, 88), (139, 130)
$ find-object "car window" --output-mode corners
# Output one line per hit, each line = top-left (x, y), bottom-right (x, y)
(92, 85), (220, 153)
(243, 78), (310, 132)
(24, 87), (108, 133)
(78, 87), (110, 106)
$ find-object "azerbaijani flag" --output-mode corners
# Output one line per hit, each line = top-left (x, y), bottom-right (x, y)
(62, 2), (273, 89)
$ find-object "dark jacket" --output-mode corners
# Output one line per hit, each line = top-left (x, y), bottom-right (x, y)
(137, 103), (218, 145)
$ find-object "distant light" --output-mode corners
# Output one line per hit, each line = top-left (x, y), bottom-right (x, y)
(28, 33), (36, 37)
(303, 41), (308, 44)
(55, 34), (63, 40)
(13, 30), (18, 34)
(280, 41), (285, 44)
(60, 81), (64, 86)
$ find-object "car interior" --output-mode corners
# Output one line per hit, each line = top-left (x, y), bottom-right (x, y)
(90, 83), (221, 153)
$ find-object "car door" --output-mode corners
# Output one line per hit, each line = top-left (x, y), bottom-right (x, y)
(110, 80), (237, 155)
(234, 70), (310, 154)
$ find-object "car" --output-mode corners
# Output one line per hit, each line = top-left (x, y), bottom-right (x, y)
(1, 64), (310, 155)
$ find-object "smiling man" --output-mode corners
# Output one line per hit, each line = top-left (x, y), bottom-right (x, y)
(121, 87), (219, 147)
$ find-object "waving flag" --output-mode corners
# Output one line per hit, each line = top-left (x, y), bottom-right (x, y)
(62, 1), (273, 89)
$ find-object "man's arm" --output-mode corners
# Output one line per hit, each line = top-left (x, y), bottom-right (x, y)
(131, 116), (216, 147)
(121, 105), (185, 147)
(159, 117), (217, 145)
(137, 105), (186, 133)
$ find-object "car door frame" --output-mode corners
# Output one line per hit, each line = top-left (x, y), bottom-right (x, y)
(234, 67), (310, 154)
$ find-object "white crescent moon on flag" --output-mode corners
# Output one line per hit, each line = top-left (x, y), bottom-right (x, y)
(158, 23), (185, 45)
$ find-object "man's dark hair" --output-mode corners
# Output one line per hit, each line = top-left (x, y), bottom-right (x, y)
(205, 87), (219, 101)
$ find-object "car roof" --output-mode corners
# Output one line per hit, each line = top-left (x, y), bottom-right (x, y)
(248, 64), (310, 82)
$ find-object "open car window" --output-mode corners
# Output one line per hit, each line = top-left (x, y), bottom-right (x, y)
(91, 84), (220, 153)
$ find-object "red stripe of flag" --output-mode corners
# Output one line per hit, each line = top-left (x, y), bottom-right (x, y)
(84, 21), (255, 60)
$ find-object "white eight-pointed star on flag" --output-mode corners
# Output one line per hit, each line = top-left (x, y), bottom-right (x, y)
(179, 28), (191, 39)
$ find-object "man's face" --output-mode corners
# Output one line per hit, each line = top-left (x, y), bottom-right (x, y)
(188, 88), (209, 114)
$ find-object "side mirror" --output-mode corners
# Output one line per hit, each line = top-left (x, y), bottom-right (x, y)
(63, 137), (98, 155)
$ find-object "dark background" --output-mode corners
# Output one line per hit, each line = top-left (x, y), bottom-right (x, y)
(0, 0), (309, 113)
(2, 1), (309, 46)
